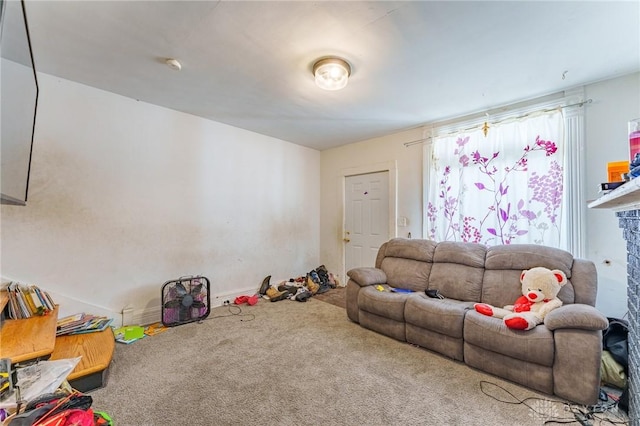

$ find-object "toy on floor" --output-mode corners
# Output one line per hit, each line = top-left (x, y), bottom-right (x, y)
(474, 266), (567, 330)
(234, 294), (259, 305)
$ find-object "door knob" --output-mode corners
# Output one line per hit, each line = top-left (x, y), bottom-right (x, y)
(343, 238), (351, 242)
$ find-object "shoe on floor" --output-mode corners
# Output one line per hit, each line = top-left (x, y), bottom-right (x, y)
(295, 289), (312, 302)
(259, 275), (271, 296)
(306, 274), (320, 295)
(266, 286), (289, 302)
(278, 284), (298, 294)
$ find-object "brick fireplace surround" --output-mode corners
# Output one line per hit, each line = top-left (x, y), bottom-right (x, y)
(617, 209), (638, 424)
(589, 179), (639, 425)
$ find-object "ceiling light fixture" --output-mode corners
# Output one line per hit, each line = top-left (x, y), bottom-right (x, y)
(313, 57), (351, 91)
(165, 58), (182, 71)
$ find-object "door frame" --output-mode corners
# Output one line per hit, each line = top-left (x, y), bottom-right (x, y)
(340, 161), (397, 280)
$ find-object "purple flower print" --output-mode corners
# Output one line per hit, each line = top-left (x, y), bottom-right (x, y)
(536, 136), (558, 156)
(529, 161), (563, 225)
(427, 134), (562, 246)
(457, 136), (470, 147)
(426, 202), (438, 240)
(461, 216), (482, 243)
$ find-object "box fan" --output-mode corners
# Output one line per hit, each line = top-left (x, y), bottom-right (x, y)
(162, 276), (210, 326)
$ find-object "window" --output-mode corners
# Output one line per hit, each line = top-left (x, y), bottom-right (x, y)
(423, 94), (586, 255)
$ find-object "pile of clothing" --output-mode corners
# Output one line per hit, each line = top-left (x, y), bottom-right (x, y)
(4, 389), (112, 426)
(258, 265), (340, 303)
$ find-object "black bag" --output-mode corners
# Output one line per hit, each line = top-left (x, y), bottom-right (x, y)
(602, 317), (629, 414)
(618, 384), (629, 414)
(602, 317), (629, 373)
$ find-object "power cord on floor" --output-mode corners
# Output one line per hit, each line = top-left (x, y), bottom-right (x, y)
(479, 380), (629, 425)
(564, 403), (628, 426)
(201, 303), (255, 323)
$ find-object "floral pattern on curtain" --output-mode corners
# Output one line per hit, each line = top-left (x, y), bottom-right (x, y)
(425, 110), (565, 246)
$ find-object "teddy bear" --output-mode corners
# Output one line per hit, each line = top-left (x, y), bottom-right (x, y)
(474, 266), (567, 330)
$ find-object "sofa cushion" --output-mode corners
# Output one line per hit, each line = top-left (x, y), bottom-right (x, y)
(480, 269), (529, 308)
(484, 244), (574, 275)
(404, 294), (474, 338)
(429, 264), (484, 302)
(358, 286), (409, 322)
(464, 310), (555, 367)
(382, 238), (437, 262)
(380, 258), (432, 291)
(427, 242), (486, 302)
(482, 244), (577, 307)
(481, 271), (577, 308)
(433, 241), (486, 267)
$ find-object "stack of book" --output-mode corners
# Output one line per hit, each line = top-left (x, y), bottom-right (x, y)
(599, 181), (626, 195)
(56, 313), (114, 336)
(5, 282), (56, 319)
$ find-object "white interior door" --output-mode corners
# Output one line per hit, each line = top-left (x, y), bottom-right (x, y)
(344, 171), (390, 272)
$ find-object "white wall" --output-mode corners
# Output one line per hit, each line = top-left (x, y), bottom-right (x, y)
(3, 72), (636, 324)
(320, 126), (425, 281)
(320, 72), (640, 318)
(585, 72), (640, 317)
(1, 73), (320, 325)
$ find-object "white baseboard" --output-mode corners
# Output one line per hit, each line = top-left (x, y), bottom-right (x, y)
(126, 286), (259, 326)
(210, 286), (261, 306)
(3, 278), (261, 328)
(128, 305), (162, 327)
(48, 291), (122, 325)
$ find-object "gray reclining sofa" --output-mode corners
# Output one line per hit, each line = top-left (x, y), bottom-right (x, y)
(346, 238), (609, 405)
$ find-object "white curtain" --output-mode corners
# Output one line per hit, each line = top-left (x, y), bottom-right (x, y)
(425, 110), (566, 247)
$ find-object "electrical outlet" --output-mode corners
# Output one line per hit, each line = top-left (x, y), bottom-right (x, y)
(223, 300), (230, 306)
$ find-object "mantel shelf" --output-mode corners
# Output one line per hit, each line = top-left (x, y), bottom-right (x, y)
(588, 178), (640, 211)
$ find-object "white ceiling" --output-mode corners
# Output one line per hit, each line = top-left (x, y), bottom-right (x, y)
(16, 1), (640, 150)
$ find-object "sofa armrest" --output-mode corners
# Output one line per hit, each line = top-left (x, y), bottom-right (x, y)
(544, 304), (608, 331)
(346, 267), (387, 287)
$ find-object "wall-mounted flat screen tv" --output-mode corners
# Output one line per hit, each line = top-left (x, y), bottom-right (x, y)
(1, 0), (39, 205)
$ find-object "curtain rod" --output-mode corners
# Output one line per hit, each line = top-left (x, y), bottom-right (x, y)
(403, 98), (593, 147)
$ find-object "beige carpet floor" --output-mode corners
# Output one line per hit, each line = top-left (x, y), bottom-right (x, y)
(88, 297), (625, 425)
